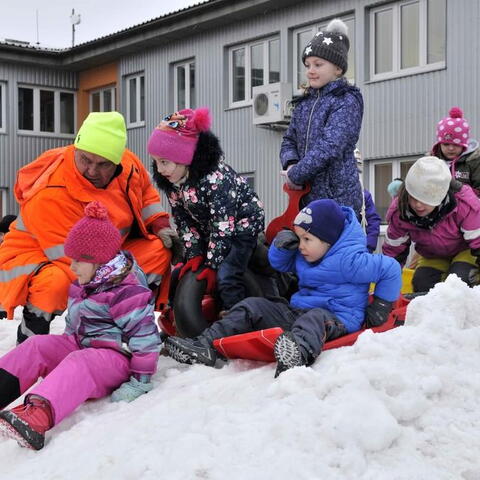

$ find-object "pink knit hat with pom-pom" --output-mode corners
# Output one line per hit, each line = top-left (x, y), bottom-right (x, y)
(147, 107), (211, 165)
(64, 201), (122, 264)
(434, 107), (470, 151)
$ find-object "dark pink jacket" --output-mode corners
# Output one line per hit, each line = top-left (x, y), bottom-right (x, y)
(383, 185), (480, 260)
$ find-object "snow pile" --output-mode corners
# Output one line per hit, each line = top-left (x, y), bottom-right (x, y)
(1, 275), (480, 479)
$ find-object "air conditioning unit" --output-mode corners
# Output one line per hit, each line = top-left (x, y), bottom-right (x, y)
(252, 82), (292, 125)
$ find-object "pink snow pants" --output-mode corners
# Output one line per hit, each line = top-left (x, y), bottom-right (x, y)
(0, 334), (130, 425)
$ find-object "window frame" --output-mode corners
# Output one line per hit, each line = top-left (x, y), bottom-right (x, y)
(89, 85), (116, 113)
(369, 0), (446, 82)
(125, 73), (145, 129)
(0, 82), (6, 133)
(17, 85), (76, 138)
(0, 188), (6, 216)
(173, 60), (196, 111)
(292, 15), (355, 96)
(239, 171), (255, 191)
(368, 157), (416, 225)
(228, 35), (280, 109)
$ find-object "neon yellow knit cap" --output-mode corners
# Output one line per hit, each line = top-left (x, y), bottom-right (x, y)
(74, 112), (127, 165)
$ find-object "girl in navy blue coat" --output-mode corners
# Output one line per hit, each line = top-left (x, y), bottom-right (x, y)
(165, 199), (401, 378)
(280, 18), (364, 217)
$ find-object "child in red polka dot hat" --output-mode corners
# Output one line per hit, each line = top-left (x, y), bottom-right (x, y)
(430, 107), (480, 195)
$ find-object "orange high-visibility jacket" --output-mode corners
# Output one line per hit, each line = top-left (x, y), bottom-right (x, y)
(0, 145), (169, 319)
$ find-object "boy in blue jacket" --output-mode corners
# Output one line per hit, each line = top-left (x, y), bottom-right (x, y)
(166, 199), (401, 377)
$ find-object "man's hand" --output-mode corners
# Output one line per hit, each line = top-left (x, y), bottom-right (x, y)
(156, 227), (178, 248)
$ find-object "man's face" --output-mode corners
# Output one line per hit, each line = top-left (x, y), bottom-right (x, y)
(74, 149), (117, 188)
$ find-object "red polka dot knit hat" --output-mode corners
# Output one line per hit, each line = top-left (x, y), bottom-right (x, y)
(64, 202), (122, 264)
(433, 107), (470, 152)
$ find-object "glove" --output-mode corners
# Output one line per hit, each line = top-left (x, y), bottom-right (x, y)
(179, 256), (204, 279)
(274, 229), (300, 250)
(111, 376), (153, 403)
(156, 227), (178, 248)
(280, 166), (303, 190)
(365, 297), (394, 328)
(196, 267), (216, 293)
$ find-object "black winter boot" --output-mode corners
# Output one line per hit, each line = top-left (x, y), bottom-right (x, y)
(165, 336), (217, 367)
(17, 307), (52, 344)
(0, 369), (21, 409)
(273, 332), (307, 378)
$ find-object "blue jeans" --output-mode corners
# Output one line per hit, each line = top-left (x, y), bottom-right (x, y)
(216, 234), (258, 310)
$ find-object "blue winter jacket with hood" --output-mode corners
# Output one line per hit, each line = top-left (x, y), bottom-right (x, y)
(280, 78), (364, 216)
(268, 207), (401, 333)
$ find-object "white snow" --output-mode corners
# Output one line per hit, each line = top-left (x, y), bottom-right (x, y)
(1, 274), (480, 479)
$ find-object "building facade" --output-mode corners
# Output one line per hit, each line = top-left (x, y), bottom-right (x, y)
(0, 0), (475, 237)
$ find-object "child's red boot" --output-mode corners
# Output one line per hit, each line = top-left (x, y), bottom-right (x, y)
(0, 395), (53, 450)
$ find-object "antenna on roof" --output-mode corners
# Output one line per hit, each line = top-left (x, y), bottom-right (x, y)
(70, 8), (81, 47)
(36, 9), (40, 45)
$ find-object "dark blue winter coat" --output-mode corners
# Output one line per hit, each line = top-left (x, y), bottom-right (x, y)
(364, 189), (381, 252)
(268, 207), (401, 333)
(280, 78), (364, 216)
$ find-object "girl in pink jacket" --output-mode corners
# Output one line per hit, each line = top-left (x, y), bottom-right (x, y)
(382, 156), (480, 292)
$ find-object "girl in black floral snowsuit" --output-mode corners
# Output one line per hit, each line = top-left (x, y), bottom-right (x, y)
(148, 107), (265, 310)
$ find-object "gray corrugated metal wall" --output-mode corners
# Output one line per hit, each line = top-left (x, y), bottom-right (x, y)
(120, 0), (357, 222)
(3, 0), (480, 223)
(0, 62), (76, 213)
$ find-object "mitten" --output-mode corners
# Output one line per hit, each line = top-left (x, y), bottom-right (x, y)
(110, 376), (153, 403)
(280, 166), (303, 190)
(156, 227), (178, 248)
(196, 267), (216, 293)
(274, 230), (300, 250)
(365, 297), (394, 328)
(179, 256), (204, 279)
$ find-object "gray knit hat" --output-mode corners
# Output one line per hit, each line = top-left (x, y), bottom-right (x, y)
(302, 18), (349, 74)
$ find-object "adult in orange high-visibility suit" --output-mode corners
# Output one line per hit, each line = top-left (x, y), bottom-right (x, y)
(0, 112), (175, 343)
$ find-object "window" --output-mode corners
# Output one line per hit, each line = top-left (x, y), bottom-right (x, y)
(18, 86), (75, 136)
(229, 36), (280, 107)
(125, 73), (145, 128)
(293, 16), (355, 94)
(90, 86), (116, 112)
(370, 0), (446, 80)
(0, 82), (5, 133)
(174, 61), (195, 111)
(240, 172), (255, 191)
(369, 158), (415, 222)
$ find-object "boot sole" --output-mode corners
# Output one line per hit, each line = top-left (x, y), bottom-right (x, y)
(0, 413), (44, 450)
(165, 338), (216, 367)
(274, 333), (303, 377)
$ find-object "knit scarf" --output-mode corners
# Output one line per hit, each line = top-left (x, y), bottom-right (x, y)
(402, 190), (456, 230)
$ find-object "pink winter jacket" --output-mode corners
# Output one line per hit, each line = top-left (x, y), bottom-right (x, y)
(383, 185), (480, 260)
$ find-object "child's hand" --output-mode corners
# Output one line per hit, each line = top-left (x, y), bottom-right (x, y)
(274, 230), (300, 250)
(280, 166), (303, 190)
(196, 267), (216, 292)
(365, 297), (393, 327)
(111, 376), (153, 403)
(179, 256), (204, 278)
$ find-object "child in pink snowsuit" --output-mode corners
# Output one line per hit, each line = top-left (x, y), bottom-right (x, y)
(0, 202), (161, 450)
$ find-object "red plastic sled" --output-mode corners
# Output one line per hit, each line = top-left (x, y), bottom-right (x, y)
(265, 183), (311, 244)
(212, 298), (409, 362)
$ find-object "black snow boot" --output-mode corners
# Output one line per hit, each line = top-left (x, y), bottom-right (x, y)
(17, 307), (52, 344)
(165, 336), (217, 367)
(273, 332), (307, 378)
(0, 368), (21, 409)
